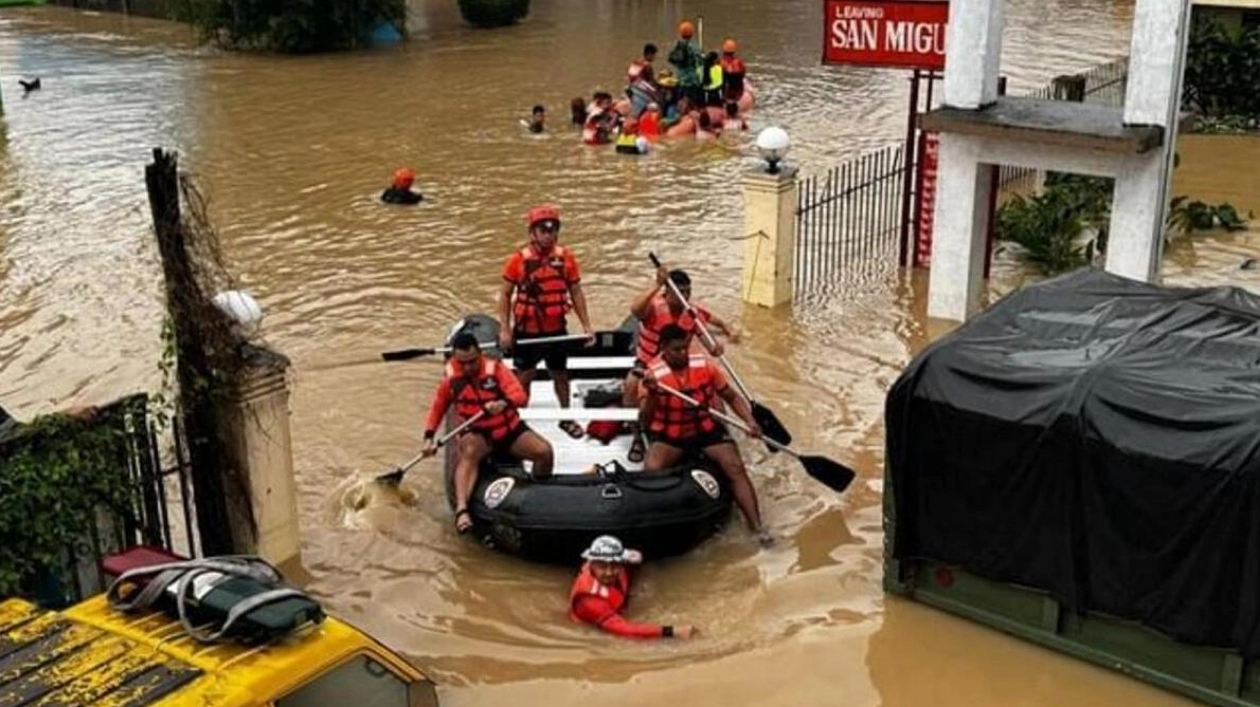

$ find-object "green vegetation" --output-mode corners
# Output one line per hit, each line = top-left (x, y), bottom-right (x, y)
(0, 401), (139, 601)
(1183, 17), (1260, 130)
(178, 0), (406, 53)
(996, 172), (1250, 275)
(457, 0), (529, 28)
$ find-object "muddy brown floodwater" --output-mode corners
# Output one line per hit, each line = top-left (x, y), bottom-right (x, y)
(0, 0), (1253, 703)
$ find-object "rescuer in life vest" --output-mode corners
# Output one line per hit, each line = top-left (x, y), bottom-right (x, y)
(719, 38), (747, 106)
(380, 168), (423, 205)
(639, 324), (770, 545)
(569, 535), (698, 640)
(498, 205), (595, 441)
(421, 332), (555, 534)
(615, 266), (739, 463)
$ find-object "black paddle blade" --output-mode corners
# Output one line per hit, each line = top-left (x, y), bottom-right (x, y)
(375, 468), (405, 486)
(381, 348), (435, 362)
(799, 454), (856, 493)
(753, 402), (792, 452)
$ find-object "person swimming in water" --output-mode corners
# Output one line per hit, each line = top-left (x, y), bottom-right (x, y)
(380, 168), (422, 205)
(568, 535), (698, 640)
(526, 104), (546, 134)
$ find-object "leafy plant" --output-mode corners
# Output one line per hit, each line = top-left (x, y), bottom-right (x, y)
(457, 0), (529, 28)
(177, 0), (406, 53)
(996, 187), (1092, 275)
(0, 402), (140, 601)
(1167, 196), (1253, 235)
(1182, 16), (1260, 126)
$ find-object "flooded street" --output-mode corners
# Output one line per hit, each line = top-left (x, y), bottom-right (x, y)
(0, 0), (1251, 703)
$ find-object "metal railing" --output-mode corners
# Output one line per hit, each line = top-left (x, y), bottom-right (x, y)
(794, 143), (905, 297)
(998, 57), (1130, 187)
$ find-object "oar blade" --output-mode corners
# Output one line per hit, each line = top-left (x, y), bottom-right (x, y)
(381, 348), (435, 362)
(375, 468), (405, 486)
(752, 402), (792, 452)
(799, 454), (856, 493)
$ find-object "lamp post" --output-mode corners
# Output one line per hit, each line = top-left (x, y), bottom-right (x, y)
(755, 126), (790, 175)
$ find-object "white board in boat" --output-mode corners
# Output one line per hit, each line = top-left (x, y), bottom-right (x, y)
(519, 377), (644, 476)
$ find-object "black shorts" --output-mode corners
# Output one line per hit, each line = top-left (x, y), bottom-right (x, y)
(648, 425), (732, 451)
(512, 328), (569, 372)
(468, 422), (530, 454)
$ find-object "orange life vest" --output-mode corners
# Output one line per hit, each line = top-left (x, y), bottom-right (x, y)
(647, 355), (720, 440)
(512, 245), (572, 334)
(568, 562), (629, 621)
(445, 358), (520, 441)
(636, 295), (705, 366)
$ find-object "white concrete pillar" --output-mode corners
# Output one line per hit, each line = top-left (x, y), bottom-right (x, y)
(1105, 153), (1165, 281)
(220, 347), (302, 569)
(942, 0), (1004, 109)
(927, 134), (992, 321)
(1107, 0), (1190, 284)
(1123, 0), (1192, 127)
(741, 168), (798, 308)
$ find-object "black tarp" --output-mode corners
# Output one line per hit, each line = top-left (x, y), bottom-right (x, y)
(887, 268), (1260, 657)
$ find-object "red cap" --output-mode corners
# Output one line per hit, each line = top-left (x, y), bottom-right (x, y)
(392, 168), (415, 190)
(527, 204), (561, 228)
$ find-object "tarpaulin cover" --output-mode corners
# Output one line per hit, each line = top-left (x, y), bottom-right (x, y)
(886, 268), (1260, 656)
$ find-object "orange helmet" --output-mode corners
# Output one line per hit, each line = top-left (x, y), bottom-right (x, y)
(722, 38), (737, 53)
(527, 204), (561, 228)
(392, 168), (415, 190)
(678, 20), (695, 39)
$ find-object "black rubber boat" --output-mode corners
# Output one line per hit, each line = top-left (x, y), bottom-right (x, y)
(440, 314), (733, 565)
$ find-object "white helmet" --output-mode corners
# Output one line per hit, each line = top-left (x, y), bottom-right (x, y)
(581, 535), (637, 563)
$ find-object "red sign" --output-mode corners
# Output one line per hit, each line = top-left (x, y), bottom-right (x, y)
(823, 0), (948, 70)
(915, 132), (940, 267)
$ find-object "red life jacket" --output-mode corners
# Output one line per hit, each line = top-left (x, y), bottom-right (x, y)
(568, 562), (629, 621)
(512, 245), (572, 334)
(446, 358), (520, 441)
(647, 355), (720, 440)
(637, 295), (705, 366)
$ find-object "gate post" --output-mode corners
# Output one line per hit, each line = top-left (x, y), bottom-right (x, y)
(741, 167), (798, 308)
(218, 345), (302, 570)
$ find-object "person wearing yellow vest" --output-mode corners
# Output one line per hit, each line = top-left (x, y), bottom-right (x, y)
(701, 51), (724, 107)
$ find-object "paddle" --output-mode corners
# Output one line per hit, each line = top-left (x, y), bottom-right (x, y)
(653, 381), (855, 494)
(648, 252), (793, 452)
(380, 333), (591, 362)
(374, 412), (486, 485)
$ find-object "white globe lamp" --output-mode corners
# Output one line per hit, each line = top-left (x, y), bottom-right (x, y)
(755, 126), (791, 175)
(213, 290), (263, 333)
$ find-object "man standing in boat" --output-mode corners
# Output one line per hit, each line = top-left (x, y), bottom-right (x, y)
(498, 204), (595, 441)
(639, 324), (770, 545)
(422, 332), (555, 534)
(621, 266), (739, 463)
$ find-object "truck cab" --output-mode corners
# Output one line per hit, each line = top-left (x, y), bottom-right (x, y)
(0, 550), (438, 707)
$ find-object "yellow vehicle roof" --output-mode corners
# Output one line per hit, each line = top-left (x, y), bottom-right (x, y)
(0, 596), (421, 707)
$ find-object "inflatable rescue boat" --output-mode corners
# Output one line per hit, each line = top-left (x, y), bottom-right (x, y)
(442, 314), (733, 564)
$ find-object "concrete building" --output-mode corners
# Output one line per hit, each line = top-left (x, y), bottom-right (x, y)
(923, 0), (1192, 322)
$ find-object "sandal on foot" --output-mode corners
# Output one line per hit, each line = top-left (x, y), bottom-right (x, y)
(454, 509), (473, 534)
(558, 420), (584, 439)
(627, 434), (646, 464)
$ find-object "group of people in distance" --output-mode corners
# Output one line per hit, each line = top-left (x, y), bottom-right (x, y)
(567, 21), (754, 150)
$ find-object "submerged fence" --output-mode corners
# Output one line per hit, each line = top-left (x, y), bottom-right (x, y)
(794, 143), (905, 296)
(790, 56), (1130, 299)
